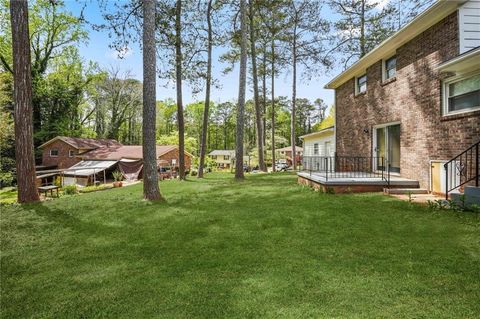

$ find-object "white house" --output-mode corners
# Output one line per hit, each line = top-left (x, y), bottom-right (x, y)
(300, 126), (335, 157)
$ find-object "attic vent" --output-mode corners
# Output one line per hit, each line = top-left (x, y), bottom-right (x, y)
(459, 0), (480, 54)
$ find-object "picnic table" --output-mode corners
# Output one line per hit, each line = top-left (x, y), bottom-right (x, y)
(38, 185), (60, 198)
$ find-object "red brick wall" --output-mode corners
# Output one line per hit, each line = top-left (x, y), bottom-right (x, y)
(160, 148), (192, 170)
(41, 140), (82, 169)
(335, 13), (480, 189)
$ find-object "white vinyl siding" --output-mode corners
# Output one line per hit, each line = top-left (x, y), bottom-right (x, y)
(459, 0), (480, 54)
(303, 135), (335, 157)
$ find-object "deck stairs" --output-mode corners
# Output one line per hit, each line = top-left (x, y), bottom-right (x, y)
(444, 140), (479, 206)
(384, 188), (428, 195)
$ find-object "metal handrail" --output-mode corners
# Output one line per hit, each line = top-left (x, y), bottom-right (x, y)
(444, 140), (480, 199)
(302, 155), (390, 187)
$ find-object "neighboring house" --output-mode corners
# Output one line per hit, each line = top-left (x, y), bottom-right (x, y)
(276, 146), (303, 166)
(78, 145), (193, 171)
(79, 145), (193, 171)
(301, 126), (335, 157)
(63, 144), (193, 186)
(324, 0), (480, 194)
(39, 136), (121, 169)
(208, 150), (235, 168)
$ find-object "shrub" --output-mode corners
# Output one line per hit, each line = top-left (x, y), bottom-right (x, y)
(63, 185), (77, 195)
(0, 171), (14, 188)
(53, 176), (62, 187)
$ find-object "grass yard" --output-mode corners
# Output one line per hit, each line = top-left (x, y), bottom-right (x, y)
(1, 173), (479, 318)
(0, 187), (17, 205)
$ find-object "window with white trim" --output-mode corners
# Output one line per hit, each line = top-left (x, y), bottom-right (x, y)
(356, 74), (367, 94)
(69, 150), (75, 157)
(384, 56), (396, 80)
(313, 143), (319, 155)
(50, 149), (59, 157)
(443, 73), (480, 115)
(224, 155), (230, 160)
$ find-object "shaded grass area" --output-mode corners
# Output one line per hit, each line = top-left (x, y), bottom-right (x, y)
(1, 173), (479, 318)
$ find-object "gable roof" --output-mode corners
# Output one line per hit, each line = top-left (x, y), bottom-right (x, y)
(208, 150), (236, 156)
(325, 0), (461, 89)
(79, 145), (192, 161)
(299, 126), (335, 139)
(39, 136), (122, 150)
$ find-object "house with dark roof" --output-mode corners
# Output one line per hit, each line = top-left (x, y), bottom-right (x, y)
(39, 136), (122, 169)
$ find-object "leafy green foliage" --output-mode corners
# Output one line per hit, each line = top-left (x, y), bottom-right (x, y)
(157, 131), (198, 155)
(62, 185), (77, 195)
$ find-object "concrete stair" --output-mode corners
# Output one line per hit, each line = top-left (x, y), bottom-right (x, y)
(384, 188), (429, 195)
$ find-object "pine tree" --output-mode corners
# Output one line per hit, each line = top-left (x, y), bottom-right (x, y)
(142, 0), (163, 201)
(9, 0), (39, 203)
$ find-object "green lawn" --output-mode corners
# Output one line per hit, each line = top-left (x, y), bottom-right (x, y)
(0, 187), (17, 204)
(1, 173), (479, 318)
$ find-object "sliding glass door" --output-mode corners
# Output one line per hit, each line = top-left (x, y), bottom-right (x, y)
(375, 124), (400, 173)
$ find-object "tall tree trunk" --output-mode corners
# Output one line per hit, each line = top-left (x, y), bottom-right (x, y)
(175, 0), (186, 180)
(142, 0), (162, 201)
(291, 26), (297, 170)
(198, 0), (213, 178)
(235, 0), (247, 179)
(10, 0), (39, 203)
(223, 122), (227, 149)
(248, 1), (266, 172)
(271, 37), (276, 172)
(262, 51), (267, 148)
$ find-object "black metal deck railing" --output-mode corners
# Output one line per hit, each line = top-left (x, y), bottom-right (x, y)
(302, 155), (390, 186)
(444, 140), (479, 199)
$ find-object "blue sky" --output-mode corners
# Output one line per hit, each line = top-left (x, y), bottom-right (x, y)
(65, 0), (339, 106)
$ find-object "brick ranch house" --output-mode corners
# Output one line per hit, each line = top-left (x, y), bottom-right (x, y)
(38, 136), (193, 186)
(301, 0), (479, 195)
(39, 136), (121, 169)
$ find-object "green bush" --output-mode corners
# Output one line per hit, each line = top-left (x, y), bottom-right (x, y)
(0, 171), (14, 188)
(53, 176), (62, 187)
(63, 185), (77, 195)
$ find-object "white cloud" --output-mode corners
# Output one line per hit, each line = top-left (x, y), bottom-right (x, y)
(108, 46), (133, 59)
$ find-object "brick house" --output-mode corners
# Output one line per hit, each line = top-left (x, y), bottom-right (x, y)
(325, 0), (480, 193)
(39, 136), (121, 169)
(79, 145), (192, 171)
(276, 146), (303, 166)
